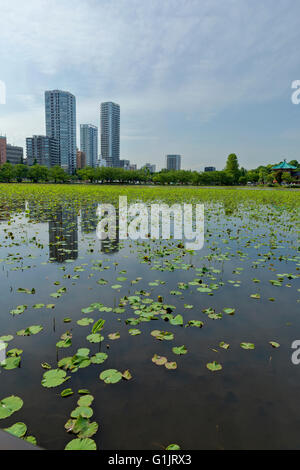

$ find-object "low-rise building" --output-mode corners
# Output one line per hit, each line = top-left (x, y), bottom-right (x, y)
(6, 144), (23, 165)
(204, 166), (216, 172)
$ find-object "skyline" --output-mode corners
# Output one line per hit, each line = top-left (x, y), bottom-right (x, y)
(1, 1), (300, 170)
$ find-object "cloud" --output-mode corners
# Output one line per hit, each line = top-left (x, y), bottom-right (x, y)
(0, 0), (300, 168)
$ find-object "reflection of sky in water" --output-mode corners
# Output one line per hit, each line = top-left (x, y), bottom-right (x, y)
(0, 200), (299, 450)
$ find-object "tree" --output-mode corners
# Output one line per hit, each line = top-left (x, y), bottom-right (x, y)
(258, 168), (268, 185)
(281, 172), (292, 184)
(14, 164), (28, 182)
(289, 160), (299, 168)
(0, 163), (15, 182)
(225, 154), (240, 183)
(238, 175), (247, 185)
(28, 165), (49, 183)
(49, 166), (68, 183)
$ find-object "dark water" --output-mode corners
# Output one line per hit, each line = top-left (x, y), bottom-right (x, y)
(0, 199), (299, 450)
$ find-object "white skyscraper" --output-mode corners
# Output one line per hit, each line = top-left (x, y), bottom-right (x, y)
(100, 102), (120, 167)
(80, 124), (98, 168)
(45, 90), (77, 173)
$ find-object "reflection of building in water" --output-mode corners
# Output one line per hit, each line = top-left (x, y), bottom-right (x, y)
(49, 207), (78, 262)
(81, 204), (98, 234)
(100, 208), (120, 254)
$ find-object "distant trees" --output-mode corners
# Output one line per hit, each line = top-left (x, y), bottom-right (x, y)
(0, 153), (298, 186)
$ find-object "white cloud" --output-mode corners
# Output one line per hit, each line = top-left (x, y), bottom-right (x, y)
(0, 0), (300, 168)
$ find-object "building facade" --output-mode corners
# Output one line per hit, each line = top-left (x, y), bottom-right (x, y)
(204, 166), (216, 172)
(0, 136), (6, 165)
(119, 159), (130, 170)
(100, 102), (120, 167)
(142, 163), (156, 173)
(76, 150), (86, 169)
(166, 154), (181, 171)
(6, 144), (23, 165)
(80, 124), (98, 167)
(97, 157), (107, 167)
(45, 90), (76, 173)
(26, 135), (58, 167)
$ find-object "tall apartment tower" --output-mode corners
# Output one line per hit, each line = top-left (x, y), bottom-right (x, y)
(0, 136), (7, 165)
(45, 90), (76, 173)
(166, 154), (181, 171)
(80, 124), (98, 167)
(100, 102), (120, 167)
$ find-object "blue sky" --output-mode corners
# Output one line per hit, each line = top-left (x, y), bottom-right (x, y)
(0, 0), (300, 170)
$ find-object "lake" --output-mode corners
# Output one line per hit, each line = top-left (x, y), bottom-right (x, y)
(0, 184), (299, 450)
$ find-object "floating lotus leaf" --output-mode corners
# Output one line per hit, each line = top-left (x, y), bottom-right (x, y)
(91, 352), (108, 364)
(172, 345), (187, 355)
(77, 395), (94, 407)
(99, 369), (122, 384)
(206, 361), (222, 371)
(71, 406), (93, 419)
(165, 361), (177, 369)
(41, 369), (68, 388)
(240, 343), (255, 350)
(0, 396), (23, 419)
(65, 438), (97, 450)
(4, 422), (27, 438)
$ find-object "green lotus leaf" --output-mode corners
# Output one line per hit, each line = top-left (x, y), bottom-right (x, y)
(206, 361), (222, 371)
(99, 369), (122, 384)
(4, 422), (27, 438)
(172, 345), (187, 355)
(77, 395), (94, 407)
(0, 396), (23, 419)
(240, 342), (255, 350)
(65, 438), (97, 450)
(91, 352), (108, 364)
(41, 369), (68, 388)
(71, 406), (93, 419)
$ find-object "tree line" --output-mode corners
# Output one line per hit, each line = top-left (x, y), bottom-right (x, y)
(0, 154), (299, 185)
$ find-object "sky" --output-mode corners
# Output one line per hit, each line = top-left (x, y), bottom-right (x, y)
(0, 0), (300, 171)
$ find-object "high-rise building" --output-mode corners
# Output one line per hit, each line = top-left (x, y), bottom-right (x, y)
(0, 136), (6, 165)
(26, 135), (58, 167)
(100, 102), (120, 167)
(76, 150), (86, 169)
(166, 154), (181, 171)
(6, 144), (23, 165)
(80, 124), (98, 167)
(45, 90), (76, 173)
